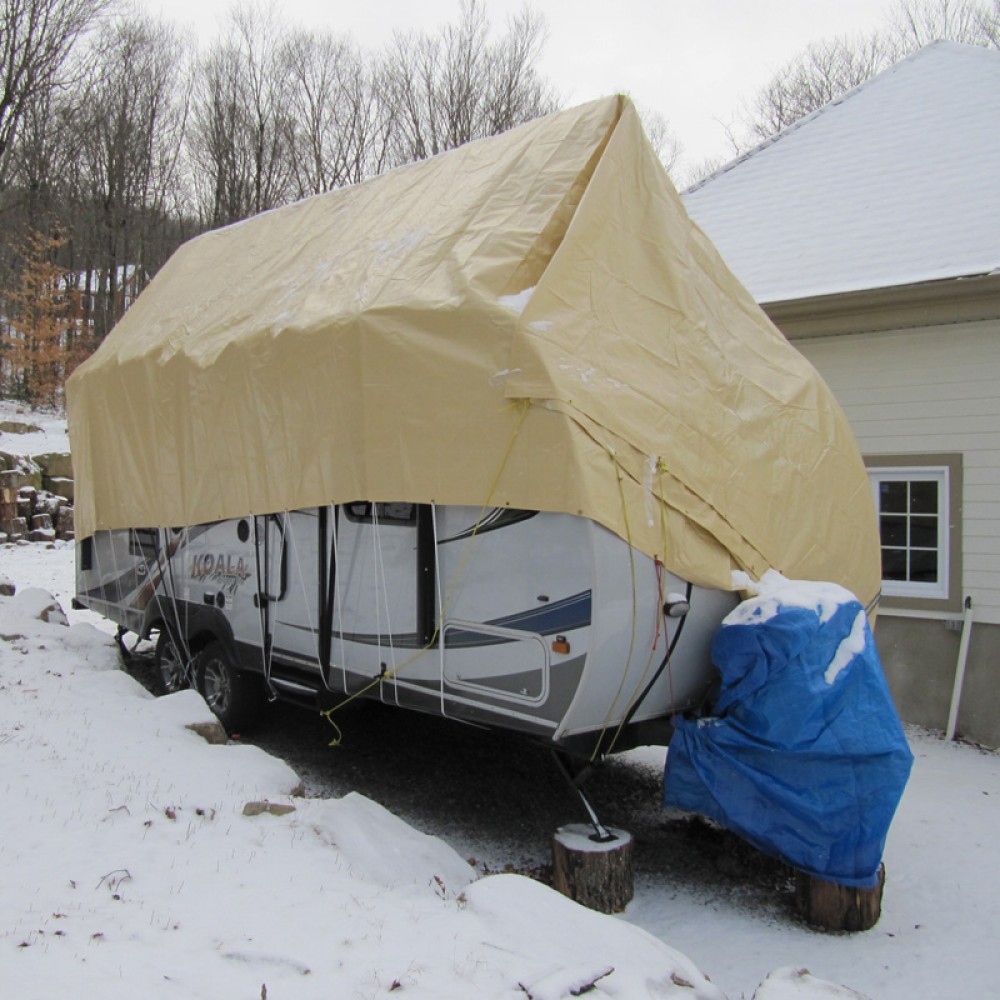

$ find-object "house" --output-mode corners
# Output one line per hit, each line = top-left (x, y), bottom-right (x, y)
(683, 41), (1000, 747)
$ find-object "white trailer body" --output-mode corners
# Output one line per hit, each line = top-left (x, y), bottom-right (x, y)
(75, 503), (734, 754)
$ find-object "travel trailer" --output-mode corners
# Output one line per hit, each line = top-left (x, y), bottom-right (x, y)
(76, 504), (735, 755)
(68, 96), (880, 770)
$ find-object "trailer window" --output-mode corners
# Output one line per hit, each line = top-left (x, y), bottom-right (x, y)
(128, 527), (159, 557)
(344, 502), (417, 525)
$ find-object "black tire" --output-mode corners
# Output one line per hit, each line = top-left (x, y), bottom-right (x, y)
(155, 628), (191, 695)
(194, 640), (265, 733)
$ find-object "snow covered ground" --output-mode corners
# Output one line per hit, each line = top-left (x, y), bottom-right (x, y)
(3, 541), (1000, 998)
(0, 400), (70, 455)
(2, 409), (999, 998)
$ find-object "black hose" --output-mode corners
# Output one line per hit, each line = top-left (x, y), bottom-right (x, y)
(607, 580), (694, 752)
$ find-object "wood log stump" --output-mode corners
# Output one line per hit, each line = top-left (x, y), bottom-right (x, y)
(552, 823), (633, 914)
(794, 864), (885, 932)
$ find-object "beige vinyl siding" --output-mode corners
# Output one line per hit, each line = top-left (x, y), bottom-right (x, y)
(793, 318), (1000, 624)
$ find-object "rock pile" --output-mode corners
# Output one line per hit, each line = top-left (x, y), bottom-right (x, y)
(0, 425), (74, 544)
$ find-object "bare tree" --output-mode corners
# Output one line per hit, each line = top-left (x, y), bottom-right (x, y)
(73, 9), (188, 339)
(737, 31), (893, 150)
(0, 0), (108, 185)
(283, 30), (390, 197)
(378, 0), (556, 167)
(481, 3), (555, 134)
(2, 82), (78, 233)
(188, 1), (294, 226)
(635, 102), (682, 174)
(980, 0), (1000, 45)
(889, 0), (997, 49)
(730, 0), (999, 154)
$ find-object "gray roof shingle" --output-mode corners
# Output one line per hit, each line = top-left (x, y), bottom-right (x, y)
(682, 41), (1000, 304)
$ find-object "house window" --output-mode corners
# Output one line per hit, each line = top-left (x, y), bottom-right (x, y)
(866, 455), (961, 610)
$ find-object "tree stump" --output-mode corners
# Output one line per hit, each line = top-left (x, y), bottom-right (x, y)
(794, 864), (885, 932)
(552, 823), (633, 914)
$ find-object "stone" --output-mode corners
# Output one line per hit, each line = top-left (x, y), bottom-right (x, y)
(0, 419), (43, 434)
(1, 517), (27, 540)
(185, 720), (228, 745)
(56, 506), (75, 540)
(43, 476), (74, 503)
(31, 452), (73, 479)
(9, 588), (69, 625)
(1, 466), (42, 492)
(242, 801), (297, 817)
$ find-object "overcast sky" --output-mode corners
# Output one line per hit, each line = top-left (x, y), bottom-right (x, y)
(146, 0), (894, 176)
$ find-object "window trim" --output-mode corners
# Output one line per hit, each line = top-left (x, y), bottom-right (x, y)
(343, 501), (417, 526)
(865, 453), (963, 614)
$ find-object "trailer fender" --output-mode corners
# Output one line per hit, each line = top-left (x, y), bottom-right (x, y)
(143, 602), (238, 667)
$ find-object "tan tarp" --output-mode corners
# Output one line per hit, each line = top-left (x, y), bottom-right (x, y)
(67, 95), (880, 605)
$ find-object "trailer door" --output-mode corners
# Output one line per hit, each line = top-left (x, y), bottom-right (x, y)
(267, 510), (324, 665)
(333, 503), (436, 700)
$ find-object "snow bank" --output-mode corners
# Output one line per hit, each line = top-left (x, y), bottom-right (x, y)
(464, 874), (726, 999)
(753, 966), (871, 999)
(0, 583), (732, 998)
(0, 399), (70, 455)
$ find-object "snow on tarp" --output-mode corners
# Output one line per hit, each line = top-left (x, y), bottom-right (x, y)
(67, 95), (880, 605)
(664, 571), (913, 887)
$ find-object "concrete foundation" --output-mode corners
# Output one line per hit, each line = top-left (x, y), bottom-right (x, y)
(875, 615), (1000, 748)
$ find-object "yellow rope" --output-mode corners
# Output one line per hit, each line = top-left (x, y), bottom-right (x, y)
(438, 399), (530, 618)
(589, 446), (641, 761)
(593, 454), (677, 758)
(657, 459), (670, 568)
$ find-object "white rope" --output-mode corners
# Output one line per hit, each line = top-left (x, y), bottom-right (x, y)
(371, 505), (399, 704)
(151, 526), (195, 673)
(263, 517), (283, 691)
(251, 516), (278, 700)
(284, 510), (323, 668)
(433, 504), (447, 716)
(332, 505), (347, 690)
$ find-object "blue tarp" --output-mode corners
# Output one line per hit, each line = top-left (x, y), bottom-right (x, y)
(665, 589), (913, 887)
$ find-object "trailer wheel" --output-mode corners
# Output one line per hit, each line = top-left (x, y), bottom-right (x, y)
(195, 640), (264, 733)
(155, 628), (191, 695)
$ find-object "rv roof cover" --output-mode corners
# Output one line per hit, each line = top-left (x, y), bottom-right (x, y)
(67, 96), (879, 603)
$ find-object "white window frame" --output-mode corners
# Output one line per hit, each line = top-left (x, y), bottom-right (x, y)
(868, 465), (950, 602)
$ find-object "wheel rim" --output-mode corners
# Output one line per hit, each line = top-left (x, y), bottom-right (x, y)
(159, 638), (188, 694)
(201, 656), (232, 716)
